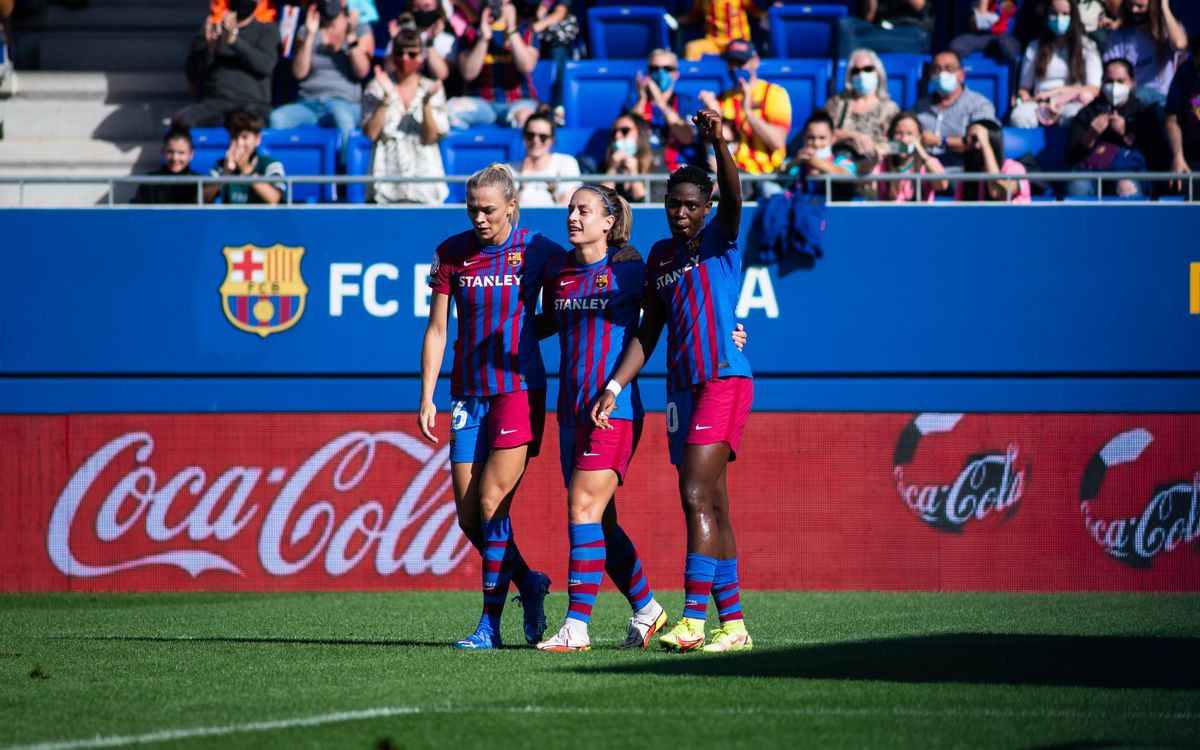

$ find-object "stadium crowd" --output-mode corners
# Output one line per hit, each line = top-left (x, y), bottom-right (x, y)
(126, 0), (1199, 203)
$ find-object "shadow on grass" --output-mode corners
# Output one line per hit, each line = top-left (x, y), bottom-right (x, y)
(51, 635), (452, 648)
(579, 633), (1200, 690)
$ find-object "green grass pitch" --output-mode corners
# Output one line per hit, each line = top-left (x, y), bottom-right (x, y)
(1, 591), (1198, 749)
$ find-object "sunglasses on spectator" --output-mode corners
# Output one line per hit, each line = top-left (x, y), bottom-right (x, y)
(849, 65), (875, 75)
(648, 65), (676, 73)
(395, 50), (422, 59)
(613, 127), (633, 136)
(964, 135), (981, 145)
(524, 131), (552, 142)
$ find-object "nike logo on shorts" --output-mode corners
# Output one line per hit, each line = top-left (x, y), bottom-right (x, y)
(582, 451), (600, 457)
(500, 428), (517, 435)
(694, 425), (712, 430)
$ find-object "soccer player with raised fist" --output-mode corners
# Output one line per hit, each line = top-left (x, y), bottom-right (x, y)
(591, 108), (754, 653)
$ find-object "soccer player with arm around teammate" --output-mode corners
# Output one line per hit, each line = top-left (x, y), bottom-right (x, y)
(418, 163), (559, 650)
(591, 109), (755, 653)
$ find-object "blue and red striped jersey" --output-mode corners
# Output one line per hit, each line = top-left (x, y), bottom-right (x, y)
(456, 24), (539, 103)
(429, 227), (564, 398)
(646, 220), (752, 393)
(544, 248), (645, 426)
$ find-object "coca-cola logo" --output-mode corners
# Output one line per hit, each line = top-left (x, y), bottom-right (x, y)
(1079, 428), (1200, 567)
(892, 413), (1026, 532)
(48, 431), (470, 580)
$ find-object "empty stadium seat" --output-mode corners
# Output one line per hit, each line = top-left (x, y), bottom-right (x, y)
(767, 4), (847, 59)
(835, 52), (924, 110)
(587, 7), (670, 59)
(1002, 125), (1068, 171)
(562, 60), (644, 128)
(673, 59), (729, 116)
(553, 126), (609, 167)
(189, 127), (338, 203)
(439, 127), (523, 203)
(344, 131), (374, 205)
(962, 54), (1012, 120)
(755, 59), (833, 134)
(530, 59), (556, 105)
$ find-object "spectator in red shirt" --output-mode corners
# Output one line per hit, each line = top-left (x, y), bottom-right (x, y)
(446, 0), (540, 129)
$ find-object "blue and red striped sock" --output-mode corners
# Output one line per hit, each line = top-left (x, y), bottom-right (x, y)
(712, 557), (744, 623)
(479, 516), (516, 634)
(682, 553), (717, 621)
(566, 523), (605, 624)
(604, 524), (654, 611)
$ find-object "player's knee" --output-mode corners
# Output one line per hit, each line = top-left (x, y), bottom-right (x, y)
(678, 480), (713, 515)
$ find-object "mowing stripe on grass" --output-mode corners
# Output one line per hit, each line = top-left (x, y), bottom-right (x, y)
(4, 705), (1198, 750)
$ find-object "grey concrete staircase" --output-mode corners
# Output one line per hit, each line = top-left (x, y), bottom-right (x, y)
(0, 0), (206, 206)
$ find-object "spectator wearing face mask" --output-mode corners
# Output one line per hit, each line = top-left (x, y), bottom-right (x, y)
(1102, 0), (1188, 107)
(698, 40), (792, 182)
(133, 127), (203, 204)
(1065, 57), (1164, 197)
(178, 0), (282, 127)
(782, 110), (859, 200)
(914, 50), (998, 168)
(825, 48), (900, 162)
(872, 111), (948, 201)
(1165, 35), (1200, 199)
(387, 2), (455, 81)
(838, 0), (934, 58)
(624, 49), (699, 172)
(362, 28), (449, 205)
(956, 118), (1031, 202)
(1010, 0), (1101, 128)
(951, 0), (1024, 64)
(602, 113), (664, 203)
(509, 110), (581, 205)
(270, 0), (372, 164)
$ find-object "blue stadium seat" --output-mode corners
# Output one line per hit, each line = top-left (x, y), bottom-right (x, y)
(962, 54), (1012, 120)
(189, 127), (339, 203)
(439, 127), (523, 203)
(531, 59), (556, 105)
(673, 59), (729, 116)
(755, 59), (833, 134)
(835, 52), (924, 110)
(344, 131), (374, 205)
(767, 4), (847, 59)
(562, 60), (644, 128)
(587, 7), (670, 59)
(1003, 125), (1069, 171)
(554, 126), (609, 167)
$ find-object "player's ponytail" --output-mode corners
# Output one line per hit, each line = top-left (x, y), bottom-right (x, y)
(466, 162), (520, 227)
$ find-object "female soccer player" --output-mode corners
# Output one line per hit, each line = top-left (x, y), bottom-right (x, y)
(592, 109), (754, 653)
(419, 163), (560, 650)
(533, 184), (668, 652)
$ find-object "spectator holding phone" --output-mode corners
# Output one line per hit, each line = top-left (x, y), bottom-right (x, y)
(1065, 57), (1164, 197)
(602, 113), (665, 203)
(872, 110), (948, 201)
(1010, 0), (1101, 129)
(446, 0), (540, 129)
(387, 2), (454, 81)
(955, 118), (1031, 202)
(1102, 0), (1188, 107)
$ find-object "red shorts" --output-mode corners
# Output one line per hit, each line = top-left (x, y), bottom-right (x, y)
(667, 376), (754, 466)
(449, 388), (545, 464)
(558, 419), (642, 487)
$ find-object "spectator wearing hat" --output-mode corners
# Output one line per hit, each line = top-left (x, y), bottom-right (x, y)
(623, 49), (699, 172)
(178, 0), (282, 127)
(838, 0), (934, 58)
(914, 49), (997, 168)
(269, 0), (373, 163)
(679, 0), (765, 62)
(698, 39), (792, 184)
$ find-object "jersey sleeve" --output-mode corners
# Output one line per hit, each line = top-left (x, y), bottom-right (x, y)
(428, 241), (453, 294)
(522, 233), (567, 302)
(614, 259), (646, 306)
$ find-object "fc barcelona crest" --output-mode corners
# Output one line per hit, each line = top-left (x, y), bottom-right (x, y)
(594, 271), (610, 289)
(507, 249), (523, 266)
(219, 244), (308, 338)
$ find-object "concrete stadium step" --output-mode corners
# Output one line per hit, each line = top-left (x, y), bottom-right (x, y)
(15, 30), (196, 71)
(4, 70), (189, 102)
(14, 2), (205, 31)
(2, 98), (177, 140)
(0, 139), (161, 206)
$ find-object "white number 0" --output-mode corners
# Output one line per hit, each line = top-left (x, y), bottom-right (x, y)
(451, 401), (468, 430)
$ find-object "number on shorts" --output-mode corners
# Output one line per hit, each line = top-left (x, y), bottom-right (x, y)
(451, 400), (468, 430)
(666, 401), (679, 434)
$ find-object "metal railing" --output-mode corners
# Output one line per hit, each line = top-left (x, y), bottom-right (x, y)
(0, 171), (1195, 206)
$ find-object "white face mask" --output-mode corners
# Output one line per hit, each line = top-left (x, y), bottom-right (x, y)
(933, 71), (959, 96)
(814, 146), (833, 161)
(851, 70), (879, 95)
(1103, 81), (1131, 107)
